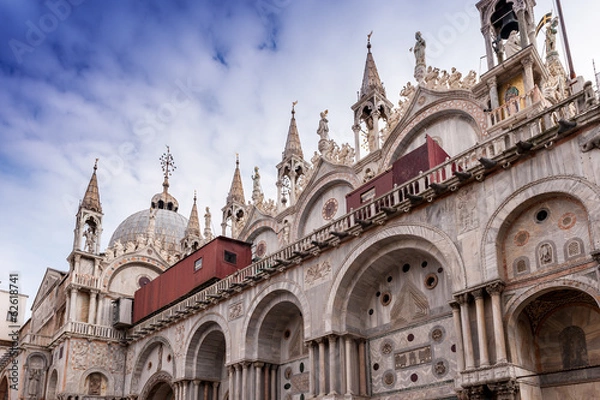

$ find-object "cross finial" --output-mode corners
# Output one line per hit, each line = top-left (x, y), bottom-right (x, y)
(292, 100), (298, 115)
(160, 145), (176, 182)
(94, 158), (99, 171)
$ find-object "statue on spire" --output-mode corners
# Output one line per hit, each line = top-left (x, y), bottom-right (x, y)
(411, 31), (426, 83)
(251, 166), (264, 205)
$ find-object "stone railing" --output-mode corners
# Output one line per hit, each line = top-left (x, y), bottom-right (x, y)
(488, 86), (544, 128)
(72, 273), (100, 289)
(51, 321), (125, 342)
(129, 90), (593, 339)
(21, 333), (53, 347)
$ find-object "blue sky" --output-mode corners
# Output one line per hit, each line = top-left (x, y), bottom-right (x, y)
(1, 0), (598, 317)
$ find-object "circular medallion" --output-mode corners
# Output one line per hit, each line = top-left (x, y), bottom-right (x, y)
(322, 198), (338, 220)
(514, 230), (530, 247)
(430, 326), (445, 343)
(256, 240), (267, 258)
(558, 212), (576, 230)
(382, 370), (396, 388)
(138, 275), (151, 288)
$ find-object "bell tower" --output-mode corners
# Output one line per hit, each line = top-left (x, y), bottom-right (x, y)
(73, 159), (103, 255)
(477, 0), (537, 70)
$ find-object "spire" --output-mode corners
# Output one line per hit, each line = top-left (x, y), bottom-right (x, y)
(185, 191), (202, 239)
(151, 146), (179, 212)
(360, 32), (386, 99)
(227, 154), (246, 205)
(81, 158), (102, 213)
(282, 101), (304, 160)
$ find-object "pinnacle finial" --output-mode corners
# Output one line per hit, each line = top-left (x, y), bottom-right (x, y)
(236, 153), (240, 166)
(193, 190), (197, 202)
(292, 100), (298, 115)
(94, 158), (99, 171)
(367, 31), (373, 52)
(160, 145), (176, 190)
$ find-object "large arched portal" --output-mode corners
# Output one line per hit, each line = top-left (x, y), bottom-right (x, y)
(509, 288), (600, 398)
(145, 381), (174, 400)
(244, 290), (308, 399)
(186, 321), (228, 399)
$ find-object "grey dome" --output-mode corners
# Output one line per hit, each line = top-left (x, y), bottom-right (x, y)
(108, 209), (188, 248)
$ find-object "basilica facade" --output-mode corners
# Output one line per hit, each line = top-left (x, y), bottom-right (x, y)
(3, 0), (600, 399)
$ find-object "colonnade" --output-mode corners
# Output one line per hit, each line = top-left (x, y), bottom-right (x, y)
(451, 282), (507, 371)
(173, 379), (220, 400)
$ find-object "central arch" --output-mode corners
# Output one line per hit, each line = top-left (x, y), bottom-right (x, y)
(139, 372), (174, 400)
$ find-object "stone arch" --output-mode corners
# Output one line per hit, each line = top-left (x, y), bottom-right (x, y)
(326, 222), (467, 333)
(241, 220), (278, 244)
(102, 255), (167, 291)
(79, 367), (113, 396)
(46, 369), (58, 400)
(24, 352), (48, 400)
(382, 98), (487, 168)
(184, 312), (231, 376)
(481, 176), (600, 282)
(242, 280), (311, 362)
(292, 171), (361, 238)
(139, 371), (174, 400)
(0, 376), (8, 400)
(131, 336), (176, 394)
(504, 279), (600, 376)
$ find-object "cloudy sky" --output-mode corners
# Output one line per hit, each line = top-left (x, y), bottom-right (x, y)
(1, 0), (598, 316)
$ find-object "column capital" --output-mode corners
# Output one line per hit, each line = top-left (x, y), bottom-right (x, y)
(254, 361), (265, 368)
(487, 75), (498, 87)
(472, 288), (485, 300)
(521, 56), (533, 68)
(450, 301), (461, 311)
(486, 281), (505, 295)
(455, 293), (470, 305)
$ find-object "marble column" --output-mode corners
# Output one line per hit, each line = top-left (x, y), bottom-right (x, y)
(353, 124), (362, 162)
(328, 335), (338, 395)
(457, 293), (475, 369)
(203, 381), (209, 400)
(482, 25), (495, 70)
(487, 282), (508, 363)
(450, 302), (465, 371)
(358, 339), (367, 396)
(181, 380), (188, 400)
(521, 57), (535, 94)
(241, 363), (249, 400)
(212, 382), (219, 400)
(270, 365), (278, 400)
(317, 339), (326, 396)
(307, 341), (316, 398)
(473, 289), (490, 367)
(344, 336), (355, 395)
(255, 362), (264, 400)
(488, 76), (500, 109)
(173, 382), (179, 400)
(228, 367), (235, 400)
(88, 290), (98, 325)
(69, 287), (78, 322)
(192, 380), (200, 400)
(234, 364), (242, 400)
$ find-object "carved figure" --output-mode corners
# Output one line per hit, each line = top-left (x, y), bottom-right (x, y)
(504, 30), (521, 58)
(448, 67), (463, 89)
(545, 17), (559, 58)
(412, 31), (426, 67)
(424, 66), (439, 89)
(28, 369), (41, 398)
(114, 240), (124, 257)
(462, 70), (478, 89)
(316, 109), (329, 140)
(492, 37), (505, 63)
(83, 226), (96, 253)
(400, 81), (416, 99)
(251, 166), (264, 205)
(539, 243), (553, 264)
(438, 70), (450, 89)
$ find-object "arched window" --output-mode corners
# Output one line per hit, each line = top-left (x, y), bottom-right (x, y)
(559, 326), (588, 369)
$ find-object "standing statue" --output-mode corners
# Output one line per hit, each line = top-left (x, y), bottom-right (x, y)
(317, 109), (330, 140)
(251, 166), (264, 204)
(204, 207), (213, 241)
(412, 31), (426, 66)
(545, 17), (559, 59)
(83, 226), (96, 253)
(504, 30), (521, 58)
(411, 31), (427, 83)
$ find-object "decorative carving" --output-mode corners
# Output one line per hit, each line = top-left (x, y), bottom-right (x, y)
(289, 373), (309, 394)
(251, 166), (264, 205)
(381, 340), (394, 355)
(558, 212), (577, 230)
(382, 370), (396, 387)
(582, 130), (600, 152)
(391, 280), (429, 324)
(433, 359), (448, 377)
(430, 327), (444, 343)
(538, 242), (553, 265)
(305, 261), (332, 288)
(394, 346), (431, 369)
(457, 187), (479, 233)
(228, 302), (243, 321)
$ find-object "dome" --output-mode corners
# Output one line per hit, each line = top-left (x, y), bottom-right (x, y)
(108, 208), (188, 248)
